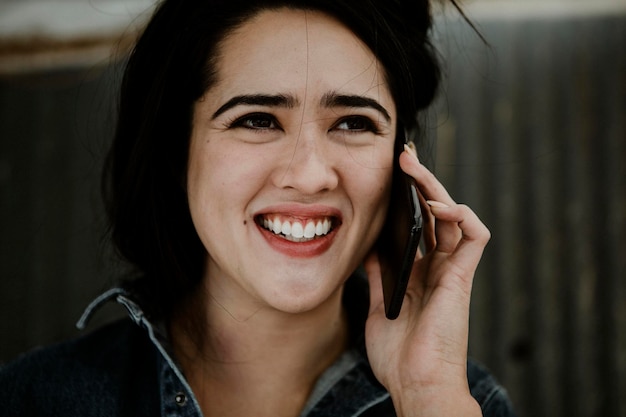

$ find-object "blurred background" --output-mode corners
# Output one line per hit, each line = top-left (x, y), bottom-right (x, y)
(0, 1), (624, 416)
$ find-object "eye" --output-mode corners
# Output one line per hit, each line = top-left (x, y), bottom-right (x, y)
(333, 116), (380, 134)
(230, 113), (280, 130)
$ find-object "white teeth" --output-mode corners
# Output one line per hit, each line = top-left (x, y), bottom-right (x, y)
(272, 218), (282, 234)
(291, 222), (304, 238)
(315, 221), (324, 236)
(261, 216), (333, 241)
(303, 222), (316, 238)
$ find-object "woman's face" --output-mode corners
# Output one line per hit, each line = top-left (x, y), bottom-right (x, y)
(187, 8), (396, 316)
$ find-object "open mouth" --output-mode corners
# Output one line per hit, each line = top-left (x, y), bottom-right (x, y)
(255, 215), (337, 243)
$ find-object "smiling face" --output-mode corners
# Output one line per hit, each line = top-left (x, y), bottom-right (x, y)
(187, 8), (396, 317)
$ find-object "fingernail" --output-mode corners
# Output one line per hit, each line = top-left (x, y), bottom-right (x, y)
(403, 142), (419, 161)
(426, 200), (449, 209)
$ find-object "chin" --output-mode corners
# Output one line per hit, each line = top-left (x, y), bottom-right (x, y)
(263, 281), (343, 316)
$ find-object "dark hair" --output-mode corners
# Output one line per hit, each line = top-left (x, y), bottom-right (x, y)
(103, 0), (443, 319)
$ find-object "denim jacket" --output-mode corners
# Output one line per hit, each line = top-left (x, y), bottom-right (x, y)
(0, 287), (516, 417)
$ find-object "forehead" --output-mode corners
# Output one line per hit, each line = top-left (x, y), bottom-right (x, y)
(209, 8), (394, 111)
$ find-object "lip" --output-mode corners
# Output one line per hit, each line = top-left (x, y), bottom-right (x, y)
(254, 204), (342, 258)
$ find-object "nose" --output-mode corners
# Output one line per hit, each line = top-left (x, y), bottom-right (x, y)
(273, 130), (339, 195)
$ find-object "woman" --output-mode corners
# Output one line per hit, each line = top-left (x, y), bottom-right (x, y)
(0, 0), (515, 416)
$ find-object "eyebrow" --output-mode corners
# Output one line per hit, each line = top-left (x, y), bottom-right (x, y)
(211, 91), (392, 123)
(212, 94), (298, 119)
(321, 92), (391, 123)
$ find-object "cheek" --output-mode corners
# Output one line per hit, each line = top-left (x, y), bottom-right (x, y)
(373, 176), (393, 226)
(186, 144), (271, 221)
(186, 145), (235, 229)
(350, 165), (393, 222)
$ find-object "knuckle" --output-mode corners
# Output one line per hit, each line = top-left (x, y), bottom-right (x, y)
(479, 226), (492, 244)
(458, 204), (491, 244)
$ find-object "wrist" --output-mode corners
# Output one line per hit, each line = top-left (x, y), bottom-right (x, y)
(390, 386), (482, 417)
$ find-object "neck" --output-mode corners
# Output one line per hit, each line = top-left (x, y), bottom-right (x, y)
(169, 285), (349, 417)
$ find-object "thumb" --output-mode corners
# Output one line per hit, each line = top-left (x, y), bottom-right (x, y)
(364, 251), (385, 315)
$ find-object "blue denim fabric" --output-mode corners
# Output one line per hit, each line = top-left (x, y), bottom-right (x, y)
(0, 288), (516, 417)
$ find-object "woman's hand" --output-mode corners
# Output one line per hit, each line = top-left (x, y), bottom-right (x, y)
(364, 145), (489, 417)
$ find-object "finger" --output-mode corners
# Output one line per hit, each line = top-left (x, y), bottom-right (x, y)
(363, 251), (385, 315)
(399, 150), (455, 207)
(400, 147), (455, 253)
(450, 207), (491, 275)
(426, 200), (462, 254)
(428, 202), (491, 270)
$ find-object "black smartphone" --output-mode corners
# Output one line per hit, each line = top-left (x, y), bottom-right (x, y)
(376, 127), (423, 320)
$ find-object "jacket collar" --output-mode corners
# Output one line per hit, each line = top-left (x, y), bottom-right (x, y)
(77, 277), (389, 417)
